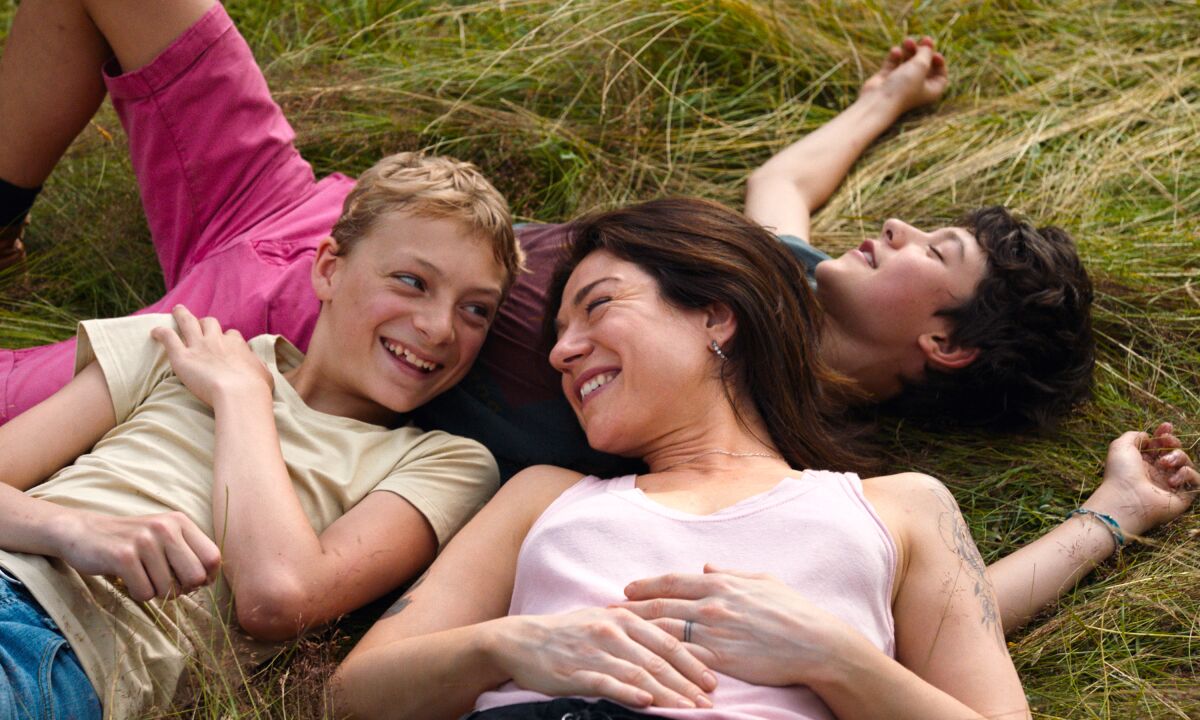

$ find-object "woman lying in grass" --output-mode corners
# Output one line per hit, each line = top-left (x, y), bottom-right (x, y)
(333, 198), (1036, 720)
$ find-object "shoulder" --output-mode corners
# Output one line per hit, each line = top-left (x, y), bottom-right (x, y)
(861, 472), (961, 584)
(498, 464), (586, 508)
(861, 471), (955, 512)
(443, 465), (586, 551)
(386, 430), (502, 490)
(862, 471), (962, 543)
(490, 465), (586, 526)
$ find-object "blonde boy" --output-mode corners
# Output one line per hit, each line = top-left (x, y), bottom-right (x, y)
(0, 147), (521, 718)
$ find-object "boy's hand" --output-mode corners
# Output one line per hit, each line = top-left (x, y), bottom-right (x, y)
(151, 306), (273, 409)
(860, 36), (948, 116)
(51, 508), (221, 602)
(1083, 423), (1198, 537)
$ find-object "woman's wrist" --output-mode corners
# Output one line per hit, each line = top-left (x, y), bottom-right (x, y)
(803, 628), (882, 696)
(475, 616), (520, 685)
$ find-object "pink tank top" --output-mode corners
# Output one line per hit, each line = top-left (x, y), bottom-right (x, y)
(474, 470), (897, 719)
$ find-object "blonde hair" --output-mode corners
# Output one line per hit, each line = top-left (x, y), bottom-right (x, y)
(331, 152), (524, 287)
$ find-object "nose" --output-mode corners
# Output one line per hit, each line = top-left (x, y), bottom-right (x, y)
(882, 218), (927, 249)
(413, 302), (456, 345)
(549, 324), (590, 373)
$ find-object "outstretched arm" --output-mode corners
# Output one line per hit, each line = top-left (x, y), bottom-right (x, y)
(987, 423), (1197, 632)
(744, 37), (948, 241)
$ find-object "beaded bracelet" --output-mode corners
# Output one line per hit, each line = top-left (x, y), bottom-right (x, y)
(1066, 507), (1126, 550)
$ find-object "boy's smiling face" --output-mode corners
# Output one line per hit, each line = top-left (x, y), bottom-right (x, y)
(305, 211), (507, 423)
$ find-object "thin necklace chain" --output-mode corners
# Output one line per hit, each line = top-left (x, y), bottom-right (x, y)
(655, 448), (782, 474)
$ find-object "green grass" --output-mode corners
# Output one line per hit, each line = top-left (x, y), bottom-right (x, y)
(2, 0), (1198, 717)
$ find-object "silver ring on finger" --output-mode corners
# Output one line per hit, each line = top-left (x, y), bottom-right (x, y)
(683, 619), (694, 644)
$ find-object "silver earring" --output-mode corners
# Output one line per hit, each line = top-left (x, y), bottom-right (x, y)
(710, 340), (728, 360)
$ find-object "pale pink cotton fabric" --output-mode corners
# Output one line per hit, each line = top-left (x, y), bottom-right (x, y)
(475, 471), (897, 720)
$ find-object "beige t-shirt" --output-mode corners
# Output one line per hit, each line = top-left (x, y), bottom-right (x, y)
(0, 314), (499, 719)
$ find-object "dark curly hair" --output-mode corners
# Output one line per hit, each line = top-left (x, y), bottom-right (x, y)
(882, 206), (1094, 431)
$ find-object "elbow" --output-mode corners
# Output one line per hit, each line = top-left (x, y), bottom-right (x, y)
(234, 576), (312, 642)
(745, 166), (777, 197)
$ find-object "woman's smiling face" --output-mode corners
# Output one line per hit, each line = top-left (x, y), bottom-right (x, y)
(549, 250), (718, 456)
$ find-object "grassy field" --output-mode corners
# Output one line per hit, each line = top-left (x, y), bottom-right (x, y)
(2, 0), (1198, 717)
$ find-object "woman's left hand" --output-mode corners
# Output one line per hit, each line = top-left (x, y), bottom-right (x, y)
(618, 564), (862, 687)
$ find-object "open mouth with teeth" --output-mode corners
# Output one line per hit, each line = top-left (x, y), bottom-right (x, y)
(381, 339), (441, 373)
(579, 371), (619, 402)
(857, 241), (877, 268)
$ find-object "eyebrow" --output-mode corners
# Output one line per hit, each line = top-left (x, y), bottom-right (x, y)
(414, 257), (446, 279)
(942, 232), (968, 262)
(411, 257), (504, 300)
(554, 276), (617, 333)
(571, 276), (617, 308)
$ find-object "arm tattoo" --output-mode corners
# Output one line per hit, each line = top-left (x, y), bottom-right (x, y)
(380, 573), (427, 620)
(932, 488), (1005, 646)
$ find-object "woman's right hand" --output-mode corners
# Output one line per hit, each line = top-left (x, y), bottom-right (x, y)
(50, 509), (221, 602)
(484, 608), (717, 710)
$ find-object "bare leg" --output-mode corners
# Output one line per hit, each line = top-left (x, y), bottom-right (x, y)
(0, 0), (214, 187)
(0, 0), (107, 188)
(0, 0), (212, 268)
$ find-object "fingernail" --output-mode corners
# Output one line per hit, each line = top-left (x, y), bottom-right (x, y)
(703, 671), (718, 690)
(696, 694), (713, 708)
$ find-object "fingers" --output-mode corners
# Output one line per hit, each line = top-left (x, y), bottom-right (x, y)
(167, 305), (229, 342)
(620, 597), (700, 623)
(624, 572), (712, 601)
(647, 618), (719, 665)
(571, 670), (655, 709)
(170, 304), (203, 342)
(138, 533), (182, 600)
(1168, 465), (1199, 494)
(149, 324), (184, 355)
(1156, 449), (1191, 473)
(577, 638), (701, 710)
(618, 616), (716, 706)
(180, 521), (223, 585)
(141, 514), (217, 600)
(929, 50), (947, 79)
(883, 45), (903, 71)
(113, 557), (157, 603)
(110, 514), (220, 602)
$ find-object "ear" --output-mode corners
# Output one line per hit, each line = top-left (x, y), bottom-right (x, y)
(703, 302), (738, 347)
(918, 332), (979, 371)
(311, 237), (342, 302)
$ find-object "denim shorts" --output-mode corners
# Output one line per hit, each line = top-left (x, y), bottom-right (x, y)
(469, 698), (659, 720)
(0, 571), (101, 720)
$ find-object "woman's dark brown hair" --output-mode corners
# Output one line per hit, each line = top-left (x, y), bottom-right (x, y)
(543, 197), (862, 473)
